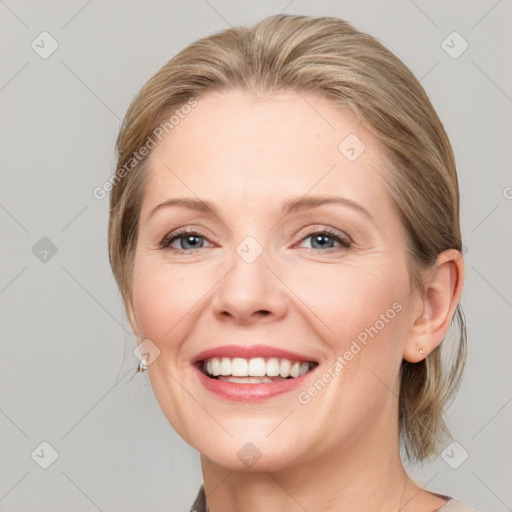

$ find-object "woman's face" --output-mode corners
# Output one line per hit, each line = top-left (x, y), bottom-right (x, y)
(128, 89), (418, 470)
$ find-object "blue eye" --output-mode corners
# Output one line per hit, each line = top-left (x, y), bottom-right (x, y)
(298, 230), (351, 251)
(161, 228), (351, 254)
(161, 230), (212, 253)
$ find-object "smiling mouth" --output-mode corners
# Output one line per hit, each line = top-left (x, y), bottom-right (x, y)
(197, 356), (318, 383)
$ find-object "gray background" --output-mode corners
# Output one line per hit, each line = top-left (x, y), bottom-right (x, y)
(1, 1), (511, 511)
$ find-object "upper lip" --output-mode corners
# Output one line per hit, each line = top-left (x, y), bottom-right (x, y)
(190, 344), (318, 365)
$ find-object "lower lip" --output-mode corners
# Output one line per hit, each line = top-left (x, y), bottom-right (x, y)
(194, 365), (317, 403)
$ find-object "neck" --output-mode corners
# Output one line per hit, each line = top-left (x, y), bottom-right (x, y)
(199, 413), (428, 512)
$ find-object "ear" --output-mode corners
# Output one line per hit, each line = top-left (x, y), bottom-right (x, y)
(403, 249), (464, 363)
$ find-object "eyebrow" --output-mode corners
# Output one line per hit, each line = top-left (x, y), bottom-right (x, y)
(149, 195), (374, 222)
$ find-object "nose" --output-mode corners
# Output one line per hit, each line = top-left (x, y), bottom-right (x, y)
(210, 244), (288, 326)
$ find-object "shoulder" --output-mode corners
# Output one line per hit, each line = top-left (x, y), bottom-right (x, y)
(188, 487), (479, 512)
(189, 485), (208, 512)
(437, 497), (478, 511)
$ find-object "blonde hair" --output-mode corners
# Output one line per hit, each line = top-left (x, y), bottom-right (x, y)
(108, 14), (466, 462)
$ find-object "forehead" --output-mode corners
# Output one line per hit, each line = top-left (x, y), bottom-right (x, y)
(141, 89), (394, 219)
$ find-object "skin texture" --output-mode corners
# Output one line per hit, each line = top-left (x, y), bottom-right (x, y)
(126, 90), (464, 512)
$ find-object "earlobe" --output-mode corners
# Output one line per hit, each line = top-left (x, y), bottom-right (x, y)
(403, 249), (464, 362)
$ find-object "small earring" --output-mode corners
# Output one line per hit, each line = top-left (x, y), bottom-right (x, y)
(418, 347), (425, 355)
(137, 359), (147, 373)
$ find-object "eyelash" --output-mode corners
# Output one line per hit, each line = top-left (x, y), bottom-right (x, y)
(299, 227), (352, 250)
(160, 227), (352, 255)
(161, 229), (210, 255)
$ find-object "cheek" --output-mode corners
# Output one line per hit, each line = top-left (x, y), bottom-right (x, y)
(305, 264), (408, 409)
(131, 256), (224, 357)
(131, 259), (191, 343)
(289, 260), (409, 406)
(287, 260), (408, 348)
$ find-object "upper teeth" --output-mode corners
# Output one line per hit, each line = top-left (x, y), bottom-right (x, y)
(203, 357), (311, 378)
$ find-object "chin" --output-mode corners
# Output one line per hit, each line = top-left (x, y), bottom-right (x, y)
(198, 440), (306, 473)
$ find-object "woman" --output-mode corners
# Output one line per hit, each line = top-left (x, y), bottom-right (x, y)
(108, 14), (475, 511)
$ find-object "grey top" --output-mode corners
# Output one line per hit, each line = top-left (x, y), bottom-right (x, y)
(190, 485), (477, 511)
